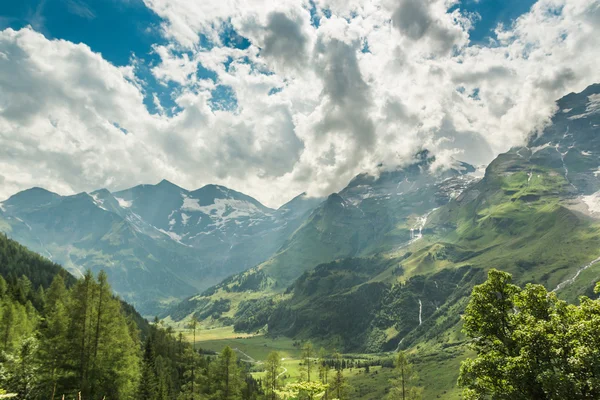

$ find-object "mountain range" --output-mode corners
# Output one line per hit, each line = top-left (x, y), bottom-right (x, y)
(1, 83), (599, 346)
(0, 180), (320, 314)
(161, 83), (600, 352)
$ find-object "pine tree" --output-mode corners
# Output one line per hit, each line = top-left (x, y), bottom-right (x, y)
(330, 353), (350, 400)
(66, 271), (141, 399)
(2, 336), (40, 399)
(138, 339), (159, 400)
(318, 348), (330, 400)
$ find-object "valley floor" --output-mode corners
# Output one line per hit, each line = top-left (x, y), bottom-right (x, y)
(190, 329), (469, 400)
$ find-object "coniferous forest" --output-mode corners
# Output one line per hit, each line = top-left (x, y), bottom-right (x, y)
(0, 234), (264, 399)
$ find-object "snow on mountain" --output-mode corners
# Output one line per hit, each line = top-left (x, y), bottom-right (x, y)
(115, 197), (132, 208)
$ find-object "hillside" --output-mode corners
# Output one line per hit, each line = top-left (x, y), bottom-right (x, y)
(0, 233), (150, 336)
(163, 152), (478, 325)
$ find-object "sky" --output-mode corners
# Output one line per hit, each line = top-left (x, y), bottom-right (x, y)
(0, 0), (599, 208)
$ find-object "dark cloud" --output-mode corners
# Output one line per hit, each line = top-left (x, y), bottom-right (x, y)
(391, 0), (462, 55)
(534, 67), (577, 92)
(260, 12), (309, 70)
(392, 0), (432, 40)
(313, 37), (375, 149)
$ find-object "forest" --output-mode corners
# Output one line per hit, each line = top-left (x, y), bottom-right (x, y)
(2, 232), (600, 400)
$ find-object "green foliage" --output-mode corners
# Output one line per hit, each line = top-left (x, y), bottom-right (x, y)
(386, 352), (422, 400)
(275, 381), (329, 400)
(0, 237), (265, 400)
(459, 269), (600, 399)
(300, 342), (315, 382)
(209, 346), (244, 399)
(264, 351), (282, 400)
(234, 298), (276, 332)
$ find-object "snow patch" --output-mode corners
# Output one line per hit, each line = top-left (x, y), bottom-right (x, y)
(418, 299), (423, 325)
(581, 151), (592, 156)
(169, 218), (176, 226)
(181, 194), (262, 224)
(115, 197), (132, 208)
(89, 193), (108, 211)
(0, 202), (4, 212)
(562, 108), (572, 113)
(181, 213), (190, 226)
(582, 191), (600, 214)
(568, 94), (600, 120)
(158, 228), (183, 242)
(530, 143), (552, 154)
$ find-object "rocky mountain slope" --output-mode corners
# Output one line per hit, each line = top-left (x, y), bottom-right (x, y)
(0, 181), (320, 314)
(165, 151), (478, 324)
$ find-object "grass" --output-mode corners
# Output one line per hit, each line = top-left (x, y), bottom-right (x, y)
(191, 332), (473, 399)
(195, 334), (302, 361)
(180, 326), (257, 342)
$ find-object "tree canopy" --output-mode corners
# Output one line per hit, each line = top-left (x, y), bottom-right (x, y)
(459, 269), (600, 400)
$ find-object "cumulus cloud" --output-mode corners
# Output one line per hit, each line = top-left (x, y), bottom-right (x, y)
(0, 0), (599, 208)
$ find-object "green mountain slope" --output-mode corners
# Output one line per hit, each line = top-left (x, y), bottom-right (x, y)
(0, 233), (149, 336)
(262, 83), (600, 352)
(172, 84), (600, 358)
(165, 152), (477, 323)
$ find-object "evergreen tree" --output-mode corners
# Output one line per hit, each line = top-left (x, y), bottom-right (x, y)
(329, 353), (350, 400)
(138, 339), (159, 400)
(318, 348), (330, 400)
(210, 346), (243, 400)
(66, 271), (141, 399)
(1, 336), (40, 399)
(37, 275), (70, 398)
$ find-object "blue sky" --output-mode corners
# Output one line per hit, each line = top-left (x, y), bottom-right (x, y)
(0, 0), (538, 61)
(0, 0), (537, 115)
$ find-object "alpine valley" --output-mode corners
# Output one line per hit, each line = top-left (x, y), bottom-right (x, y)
(2, 84), (600, 399)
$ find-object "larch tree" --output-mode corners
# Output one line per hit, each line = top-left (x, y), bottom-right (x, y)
(387, 351), (422, 400)
(300, 342), (314, 383)
(264, 351), (282, 400)
(210, 346), (243, 400)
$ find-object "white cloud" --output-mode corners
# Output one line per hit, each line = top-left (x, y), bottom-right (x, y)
(0, 0), (599, 208)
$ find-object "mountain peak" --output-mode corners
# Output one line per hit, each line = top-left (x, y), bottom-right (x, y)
(3, 187), (62, 208)
(156, 179), (185, 191)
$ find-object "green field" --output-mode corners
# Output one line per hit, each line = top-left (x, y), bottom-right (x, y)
(193, 333), (470, 399)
